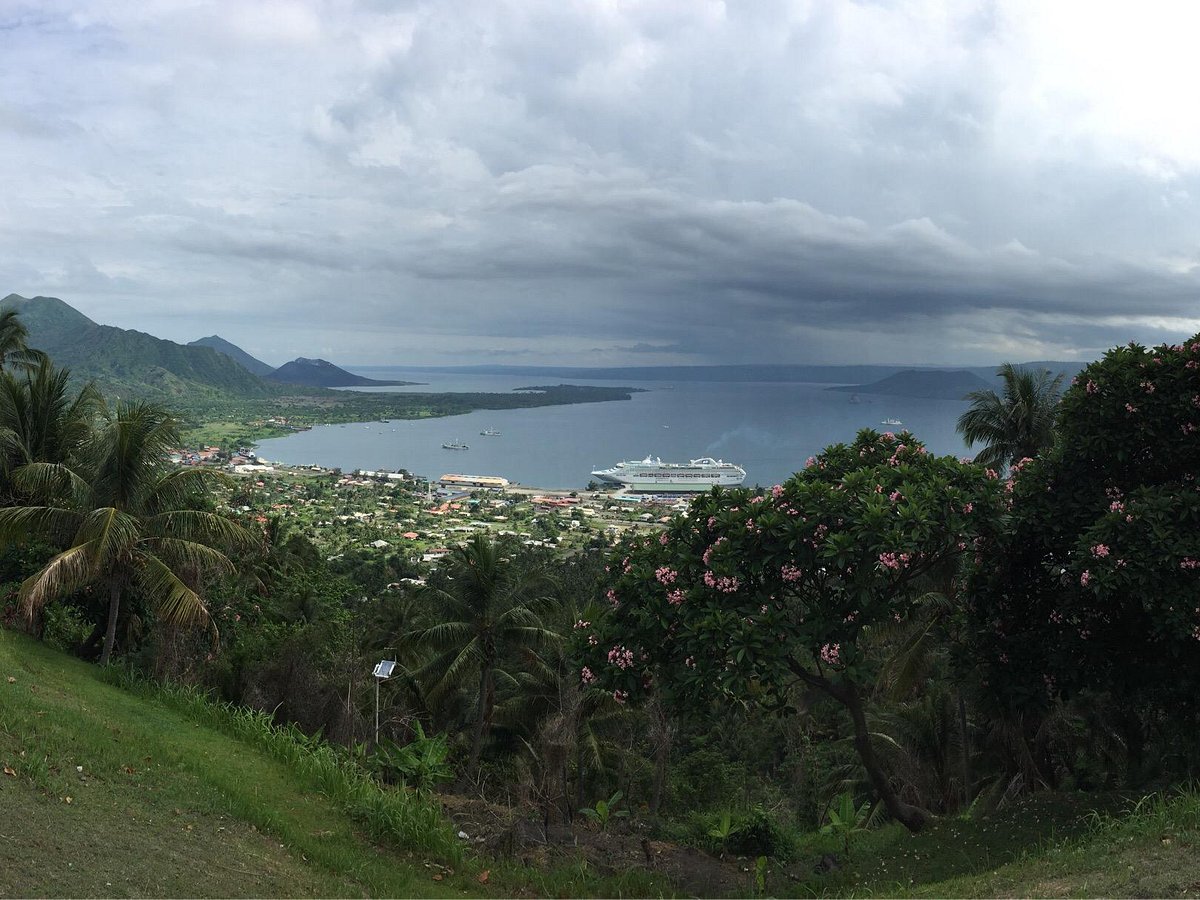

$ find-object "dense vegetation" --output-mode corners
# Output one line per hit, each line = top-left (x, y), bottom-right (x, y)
(4, 316), (1200, 896)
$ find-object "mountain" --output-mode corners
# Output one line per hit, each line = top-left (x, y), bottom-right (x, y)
(188, 335), (276, 377)
(829, 368), (993, 400)
(266, 357), (414, 388)
(0, 294), (278, 400)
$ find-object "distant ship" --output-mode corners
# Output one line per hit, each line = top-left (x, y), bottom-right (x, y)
(479, 428), (501, 436)
(442, 440), (469, 450)
(881, 418), (903, 427)
(591, 456), (746, 492)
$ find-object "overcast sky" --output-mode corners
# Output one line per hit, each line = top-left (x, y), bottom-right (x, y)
(4, 1), (1200, 367)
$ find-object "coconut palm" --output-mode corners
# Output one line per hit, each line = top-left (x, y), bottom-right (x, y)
(0, 358), (102, 490)
(957, 363), (1064, 469)
(0, 401), (255, 664)
(408, 534), (561, 779)
(0, 309), (46, 371)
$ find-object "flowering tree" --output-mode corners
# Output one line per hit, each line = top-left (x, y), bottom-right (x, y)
(579, 431), (1005, 832)
(968, 337), (1200, 764)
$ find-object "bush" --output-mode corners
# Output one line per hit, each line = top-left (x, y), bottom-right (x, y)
(727, 806), (794, 860)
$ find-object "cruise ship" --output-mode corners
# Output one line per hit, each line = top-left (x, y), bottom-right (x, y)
(590, 456), (747, 492)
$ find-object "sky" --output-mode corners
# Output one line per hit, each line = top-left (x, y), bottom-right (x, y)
(3, 0), (1200, 368)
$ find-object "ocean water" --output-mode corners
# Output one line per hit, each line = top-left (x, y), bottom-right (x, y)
(253, 369), (975, 490)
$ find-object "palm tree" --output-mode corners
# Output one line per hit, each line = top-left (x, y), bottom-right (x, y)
(408, 534), (560, 779)
(0, 401), (255, 664)
(0, 309), (46, 371)
(957, 363), (1064, 469)
(0, 358), (102, 492)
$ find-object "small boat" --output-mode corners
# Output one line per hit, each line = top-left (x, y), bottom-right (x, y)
(442, 440), (469, 450)
(881, 418), (903, 427)
(479, 428), (501, 436)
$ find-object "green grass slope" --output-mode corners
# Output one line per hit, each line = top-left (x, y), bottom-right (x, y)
(0, 631), (465, 898)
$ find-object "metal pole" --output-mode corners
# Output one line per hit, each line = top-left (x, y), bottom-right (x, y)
(374, 678), (380, 746)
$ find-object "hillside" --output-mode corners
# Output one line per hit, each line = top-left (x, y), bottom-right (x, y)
(829, 368), (992, 399)
(0, 295), (279, 401)
(267, 356), (415, 388)
(4, 630), (1199, 897)
(188, 334), (276, 377)
(0, 632), (463, 897)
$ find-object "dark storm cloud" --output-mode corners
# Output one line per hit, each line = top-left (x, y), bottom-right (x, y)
(2, 1), (1200, 365)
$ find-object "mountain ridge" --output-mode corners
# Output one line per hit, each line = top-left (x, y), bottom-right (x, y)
(0, 294), (278, 401)
(188, 335), (276, 377)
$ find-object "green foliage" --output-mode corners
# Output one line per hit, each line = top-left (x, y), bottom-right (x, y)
(819, 791), (879, 854)
(371, 721), (454, 793)
(583, 430), (1004, 707)
(707, 810), (736, 846)
(579, 790), (629, 831)
(110, 670), (463, 862)
(969, 335), (1200, 732)
(726, 805), (793, 859)
(957, 363), (1064, 469)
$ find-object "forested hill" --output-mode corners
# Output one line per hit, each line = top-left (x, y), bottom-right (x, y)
(829, 368), (993, 399)
(188, 334), (276, 377)
(0, 294), (279, 401)
(267, 357), (416, 388)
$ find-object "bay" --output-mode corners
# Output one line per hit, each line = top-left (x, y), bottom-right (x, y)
(253, 368), (976, 490)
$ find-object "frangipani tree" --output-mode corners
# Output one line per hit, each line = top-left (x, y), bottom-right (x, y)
(581, 430), (1005, 832)
(969, 337), (1200, 751)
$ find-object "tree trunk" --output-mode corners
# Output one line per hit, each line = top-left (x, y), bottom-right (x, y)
(958, 691), (972, 809)
(466, 665), (492, 780)
(648, 698), (674, 816)
(1120, 706), (1145, 787)
(843, 681), (927, 832)
(98, 582), (121, 666)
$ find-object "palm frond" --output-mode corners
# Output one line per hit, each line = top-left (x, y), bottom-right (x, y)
(133, 553), (211, 628)
(19, 543), (98, 616)
(0, 504), (83, 545)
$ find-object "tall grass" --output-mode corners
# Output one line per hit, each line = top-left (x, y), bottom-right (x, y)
(106, 670), (462, 863)
(1086, 783), (1200, 837)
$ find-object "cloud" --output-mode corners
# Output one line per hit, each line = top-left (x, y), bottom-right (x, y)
(2, 0), (1200, 366)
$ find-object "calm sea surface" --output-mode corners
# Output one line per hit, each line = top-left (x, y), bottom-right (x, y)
(253, 369), (975, 490)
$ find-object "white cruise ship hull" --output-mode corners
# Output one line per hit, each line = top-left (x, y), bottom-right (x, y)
(591, 456), (746, 492)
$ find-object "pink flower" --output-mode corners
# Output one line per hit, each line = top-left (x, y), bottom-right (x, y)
(667, 589), (686, 606)
(580, 666), (596, 685)
(805, 456), (817, 468)
(655, 566), (678, 585)
(878, 551), (911, 571)
(1085, 379), (1099, 394)
(889, 490), (902, 503)
(771, 484), (784, 498)
(819, 643), (841, 665)
(1180, 558), (1200, 570)
(607, 646), (635, 670)
(962, 502), (974, 514)
(573, 619), (590, 629)
(1125, 403), (1138, 414)
(780, 564), (803, 583)
(612, 689), (628, 704)
(1080, 570), (1092, 587)
(1091, 544), (1110, 558)
(605, 588), (619, 607)
(1109, 500), (1124, 512)
(1140, 380), (1156, 393)
(984, 468), (999, 480)
(659, 532), (669, 545)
